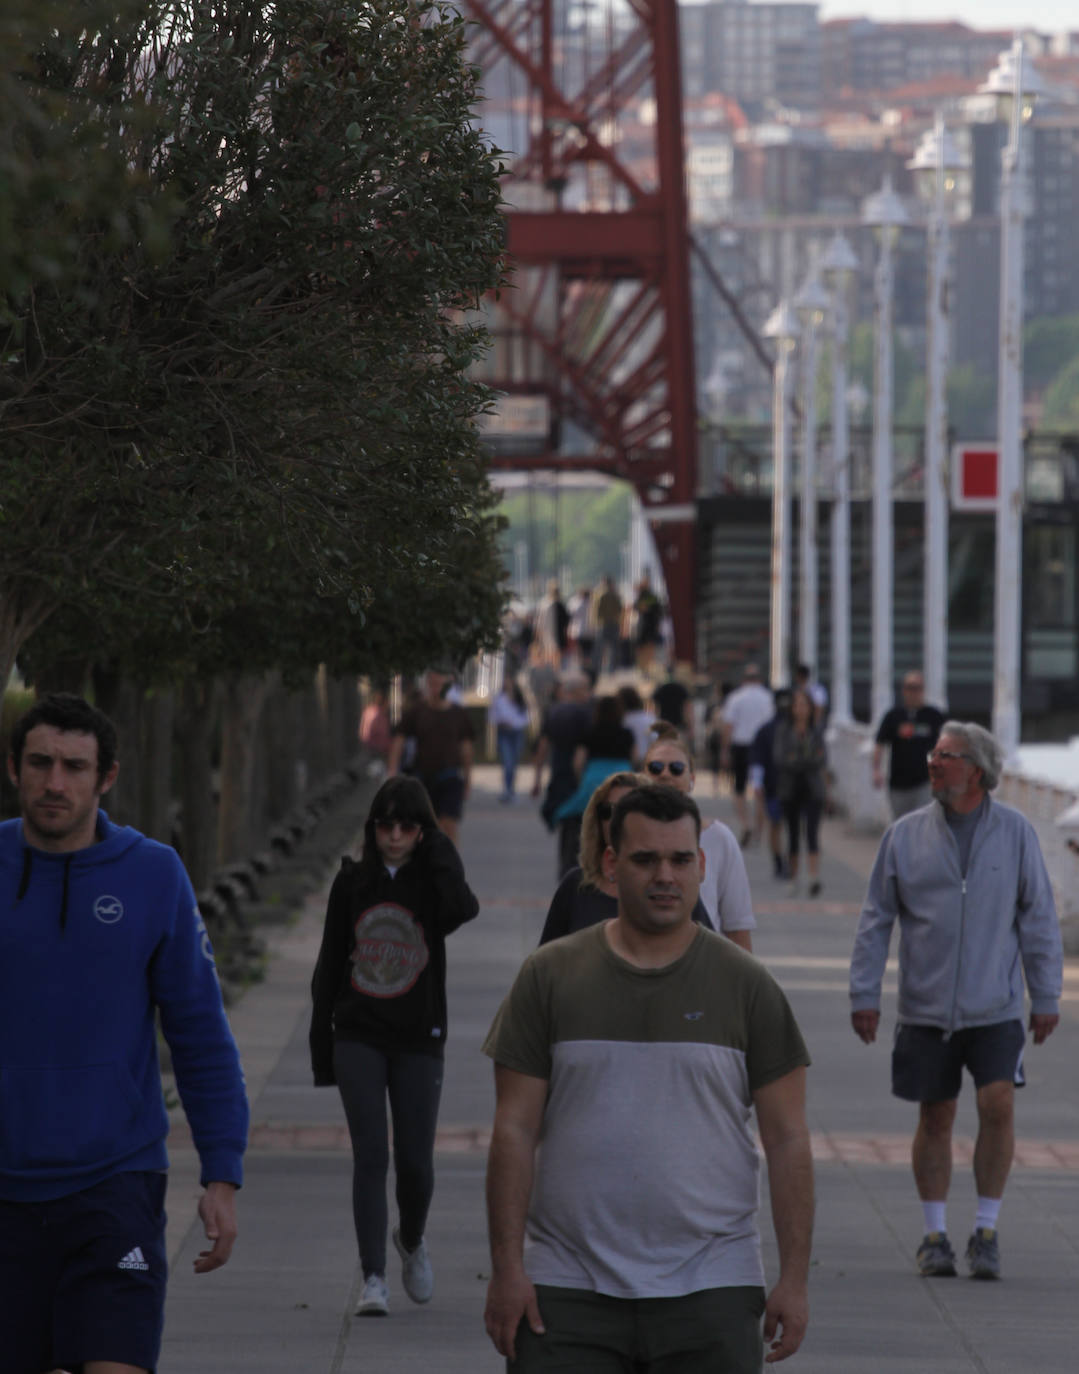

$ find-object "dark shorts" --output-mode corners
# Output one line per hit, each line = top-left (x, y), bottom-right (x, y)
(0, 1170), (168, 1374)
(763, 796), (783, 824)
(423, 769), (466, 820)
(730, 745), (751, 795)
(892, 1020), (1026, 1103)
(512, 1284), (766, 1374)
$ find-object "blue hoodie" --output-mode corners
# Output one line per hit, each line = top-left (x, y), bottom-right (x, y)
(0, 810), (248, 1202)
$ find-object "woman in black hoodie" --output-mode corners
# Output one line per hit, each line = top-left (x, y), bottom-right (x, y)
(310, 776), (479, 1317)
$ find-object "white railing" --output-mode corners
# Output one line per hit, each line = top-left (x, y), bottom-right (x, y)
(827, 721), (1079, 924)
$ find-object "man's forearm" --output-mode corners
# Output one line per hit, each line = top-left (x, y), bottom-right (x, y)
(486, 1117), (536, 1276)
(764, 1131), (815, 1285)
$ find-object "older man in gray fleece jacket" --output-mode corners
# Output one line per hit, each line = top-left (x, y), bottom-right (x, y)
(849, 720), (1062, 1284)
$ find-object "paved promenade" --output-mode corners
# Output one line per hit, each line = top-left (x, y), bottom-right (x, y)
(163, 767), (1079, 1373)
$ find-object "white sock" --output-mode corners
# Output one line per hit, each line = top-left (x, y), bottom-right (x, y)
(922, 1201), (948, 1235)
(974, 1197), (1001, 1232)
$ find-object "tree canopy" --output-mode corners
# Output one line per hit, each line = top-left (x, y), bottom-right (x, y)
(3, 0), (507, 687)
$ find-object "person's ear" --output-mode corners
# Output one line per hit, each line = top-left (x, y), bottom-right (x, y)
(97, 761), (120, 797)
(602, 844), (617, 883)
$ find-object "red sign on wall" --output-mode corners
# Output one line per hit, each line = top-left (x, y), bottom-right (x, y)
(951, 443), (998, 511)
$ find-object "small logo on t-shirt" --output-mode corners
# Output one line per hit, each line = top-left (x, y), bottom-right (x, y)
(118, 1246), (149, 1271)
(93, 895), (124, 925)
(683, 1011), (704, 1021)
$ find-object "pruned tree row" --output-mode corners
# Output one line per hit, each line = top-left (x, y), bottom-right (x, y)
(2, 0), (508, 901)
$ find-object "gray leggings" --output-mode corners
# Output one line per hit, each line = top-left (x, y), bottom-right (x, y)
(333, 1041), (444, 1278)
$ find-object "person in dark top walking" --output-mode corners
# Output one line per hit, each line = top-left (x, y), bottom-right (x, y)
(310, 776), (479, 1317)
(774, 688), (828, 899)
(651, 672), (691, 731)
(872, 671), (946, 818)
(532, 673), (594, 878)
(387, 669), (475, 845)
(749, 687), (792, 880)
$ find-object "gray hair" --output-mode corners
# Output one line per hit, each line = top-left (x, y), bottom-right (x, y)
(940, 720), (1002, 790)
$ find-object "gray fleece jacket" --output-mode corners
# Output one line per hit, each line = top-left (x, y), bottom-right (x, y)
(850, 797), (1062, 1031)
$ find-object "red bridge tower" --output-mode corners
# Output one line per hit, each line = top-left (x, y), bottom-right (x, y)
(463, 0), (699, 662)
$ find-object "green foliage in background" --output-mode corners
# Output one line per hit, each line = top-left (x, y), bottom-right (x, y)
(497, 481), (633, 593)
(2, 0), (507, 687)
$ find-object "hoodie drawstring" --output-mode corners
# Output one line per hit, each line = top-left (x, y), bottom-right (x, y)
(15, 847), (72, 933)
(60, 855), (72, 932)
(16, 848), (31, 900)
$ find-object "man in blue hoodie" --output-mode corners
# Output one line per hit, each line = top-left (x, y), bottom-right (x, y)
(0, 694), (249, 1374)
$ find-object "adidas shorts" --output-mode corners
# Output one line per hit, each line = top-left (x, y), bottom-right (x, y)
(0, 1170), (168, 1374)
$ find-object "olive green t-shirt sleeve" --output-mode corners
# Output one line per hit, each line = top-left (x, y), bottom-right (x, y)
(483, 954), (553, 1081)
(744, 965), (810, 1092)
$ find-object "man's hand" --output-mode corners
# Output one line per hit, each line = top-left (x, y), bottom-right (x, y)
(484, 1269), (544, 1360)
(763, 1275), (809, 1363)
(194, 1181), (238, 1273)
(871, 767), (885, 789)
(1030, 1012), (1059, 1045)
(851, 1009), (880, 1044)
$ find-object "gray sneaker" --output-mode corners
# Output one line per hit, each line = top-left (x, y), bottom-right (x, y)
(966, 1227), (1001, 1280)
(393, 1228), (434, 1303)
(916, 1231), (957, 1277)
(356, 1273), (389, 1316)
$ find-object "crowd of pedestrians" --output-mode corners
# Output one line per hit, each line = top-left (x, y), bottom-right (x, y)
(0, 662), (1065, 1372)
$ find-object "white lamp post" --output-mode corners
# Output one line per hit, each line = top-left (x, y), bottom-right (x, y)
(819, 232), (860, 725)
(980, 40), (1045, 760)
(862, 176), (910, 727)
(908, 115), (967, 711)
(764, 300), (801, 690)
(793, 270), (832, 676)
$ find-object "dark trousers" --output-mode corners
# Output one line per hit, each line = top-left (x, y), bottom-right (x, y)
(333, 1041), (443, 1278)
(513, 1284), (766, 1373)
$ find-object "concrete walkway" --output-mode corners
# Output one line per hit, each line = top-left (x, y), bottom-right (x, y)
(162, 766), (1079, 1373)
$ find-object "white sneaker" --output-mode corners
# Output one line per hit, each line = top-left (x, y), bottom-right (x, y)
(393, 1227), (434, 1303)
(356, 1273), (388, 1316)
(786, 878), (801, 898)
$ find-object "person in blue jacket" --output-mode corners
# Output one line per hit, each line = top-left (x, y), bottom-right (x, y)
(0, 693), (248, 1374)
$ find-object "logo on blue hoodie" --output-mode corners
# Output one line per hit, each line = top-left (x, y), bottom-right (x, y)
(93, 895), (124, 924)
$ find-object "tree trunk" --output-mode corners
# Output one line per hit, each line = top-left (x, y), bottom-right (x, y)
(176, 679), (219, 891)
(324, 674), (346, 773)
(92, 667), (142, 827)
(309, 666), (333, 788)
(0, 587), (56, 699)
(140, 687), (175, 845)
(261, 680), (301, 828)
(217, 672), (274, 866)
(338, 674), (360, 762)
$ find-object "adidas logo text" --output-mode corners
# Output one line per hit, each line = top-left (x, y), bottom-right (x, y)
(118, 1246), (149, 1272)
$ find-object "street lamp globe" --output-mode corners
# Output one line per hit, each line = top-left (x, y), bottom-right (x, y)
(819, 232), (859, 291)
(763, 300), (801, 352)
(793, 272), (831, 326)
(861, 175), (910, 244)
(978, 42), (1046, 126)
(907, 120), (968, 215)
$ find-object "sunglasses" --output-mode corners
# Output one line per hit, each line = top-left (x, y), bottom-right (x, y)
(374, 818), (420, 836)
(645, 759), (687, 777)
(926, 750), (970, 766)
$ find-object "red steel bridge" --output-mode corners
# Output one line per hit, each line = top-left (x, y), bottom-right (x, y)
(462, 0), (700, 660)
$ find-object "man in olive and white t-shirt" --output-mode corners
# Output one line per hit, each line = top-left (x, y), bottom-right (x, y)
(483, 785), (813, 1372)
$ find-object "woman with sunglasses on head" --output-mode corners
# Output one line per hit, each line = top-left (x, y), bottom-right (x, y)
(539, 770), (716, 945)
(643, 723), (756, 952)
(309, 776), (479, 1318)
